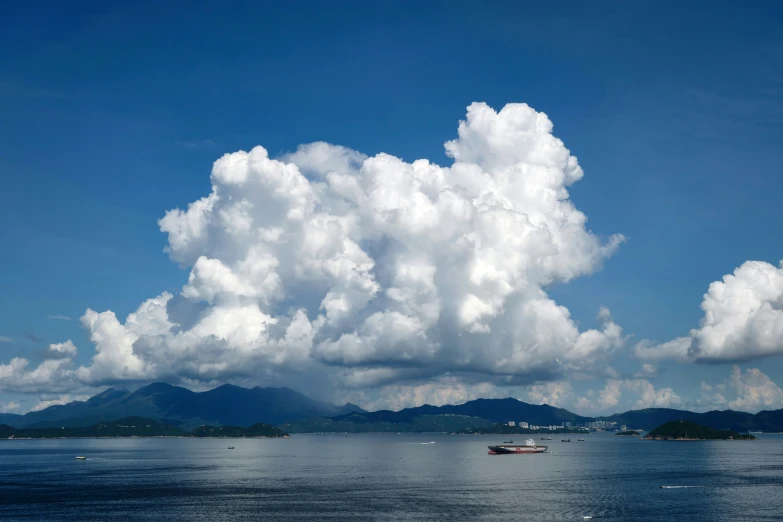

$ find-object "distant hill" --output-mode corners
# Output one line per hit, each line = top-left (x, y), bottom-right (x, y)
(281, 397), (591, 433)
(0, 416), (287, 438)
(6, 383), (365, 429)
(0, 413), (22, 426)
(280, 413), (494, 433)
(644, 420), (755, 441)
(187, 423), (286, 438)
(7, 381), (783, 434)
(600, 408), (783, 432)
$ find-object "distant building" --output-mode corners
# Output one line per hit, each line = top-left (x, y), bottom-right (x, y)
(565, 421), (572, 428)
(621, 424), (627, 432)
(508, 421), (515, 427)
(519, 422), (529, 429)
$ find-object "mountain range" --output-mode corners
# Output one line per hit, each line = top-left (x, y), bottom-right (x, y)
(3, 382), (783, 433)
(0, 382), (364, 429)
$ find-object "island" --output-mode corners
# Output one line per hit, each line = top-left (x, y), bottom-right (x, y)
(643, 420), (755, 441)
(615, 430), (641, 436)
(0, 417), (288, 439)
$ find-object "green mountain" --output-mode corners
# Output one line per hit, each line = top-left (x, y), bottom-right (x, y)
(7, 382), (365, 429)
(0, 417), (287, 438)
(644, 420), (755, 440)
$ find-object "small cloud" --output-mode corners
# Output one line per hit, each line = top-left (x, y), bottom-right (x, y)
(0, 336), (11, 343)
(47, 314), (72, 321)
(48, 340), (78, 358)
(0, 401), (21, 413)
(635, 363), (659, 378)
(175, 139), (215, 150)
(24, 331), (44, 344)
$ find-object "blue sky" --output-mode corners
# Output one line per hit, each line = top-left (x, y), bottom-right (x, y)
(1, 1), (783, 414)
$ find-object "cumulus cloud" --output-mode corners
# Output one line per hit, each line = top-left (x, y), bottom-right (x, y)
(575, 378), (682, 414)
(0, 341), (82, 394)
(639, 260), (783, 364)
(634, 363), (659, 378)
(727, 365), (783, 411)
(343, 379), (504, 411)
(527, 381), (574, 407)
(0, 102), (625, 402)
(48, 340), (78, 358)
(0, 401), (21, 413)
(689, 261), (783, 361)
(634, 337), (690, 362)
(30, 394), (90, 412)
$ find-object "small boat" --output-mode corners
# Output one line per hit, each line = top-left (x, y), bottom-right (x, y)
(227, 446), (235, 449)
(503, 440), (513, 444)
(578, 438), (585, 442)
(562, 439), (571, 442)
(488, 438), (547, 455)
(540, 437), (552, 440)
(75, 456), (86, 460)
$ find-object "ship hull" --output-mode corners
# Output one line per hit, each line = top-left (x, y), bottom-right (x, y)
(488, 445), (547, 455)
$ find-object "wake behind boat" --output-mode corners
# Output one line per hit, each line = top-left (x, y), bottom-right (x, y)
(488, 438), (547, 455)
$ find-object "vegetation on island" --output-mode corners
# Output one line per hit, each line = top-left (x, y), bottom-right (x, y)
(615, 430), (641, 436)
(0, 417), (288, 439)
(644, 420), (755, 441)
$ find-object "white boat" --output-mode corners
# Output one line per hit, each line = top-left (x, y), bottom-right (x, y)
(488, 438), (547, 454)
(75, 456), (86, 460)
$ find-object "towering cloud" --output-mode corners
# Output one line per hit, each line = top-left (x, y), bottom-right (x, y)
(1, 102), (624, 400)
(637, 260), (783, 363)
(689, 260), (783, 361)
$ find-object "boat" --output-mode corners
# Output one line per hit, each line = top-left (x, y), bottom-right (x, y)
(503, 440), (513, 444)
(75, 456), (86, 460)
(488, 438), (547, 455)
(228, 446), (235, 449)
(578, 438), (585, 442)
(540, 437), (552, 440)
(562, 439), (571, 442)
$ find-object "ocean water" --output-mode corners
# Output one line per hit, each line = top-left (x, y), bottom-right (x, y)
(1, 432), (782, 521)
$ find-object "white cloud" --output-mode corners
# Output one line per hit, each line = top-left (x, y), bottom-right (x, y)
(0, 401), (21, 413)
(344, 379), (504, 411)
(690, 261), (783, 361)
(634, 363), (659, 378)
(46, 315), (71, 321)
(527, 381), (574, 407)
(0, 337), (11, 343)
(49, 340), (77, 358)
(0, 357), (79, 394)
(0, 341), (82, 394)
(30, 394), (90, 412)
(575, 378), (682, 414)
(727, 365), (783, 411)
(634, 337), (691, 362)
(640, 260), (783, 363)
(0, 102), (624, 398)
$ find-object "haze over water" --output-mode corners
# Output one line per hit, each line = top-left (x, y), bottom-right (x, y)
(1, 433), (781, 521)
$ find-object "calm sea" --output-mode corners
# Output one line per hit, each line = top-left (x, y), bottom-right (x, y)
(1, 432), (781, 521)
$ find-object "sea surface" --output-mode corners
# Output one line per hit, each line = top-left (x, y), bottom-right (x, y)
(1, 432), (782, 521)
